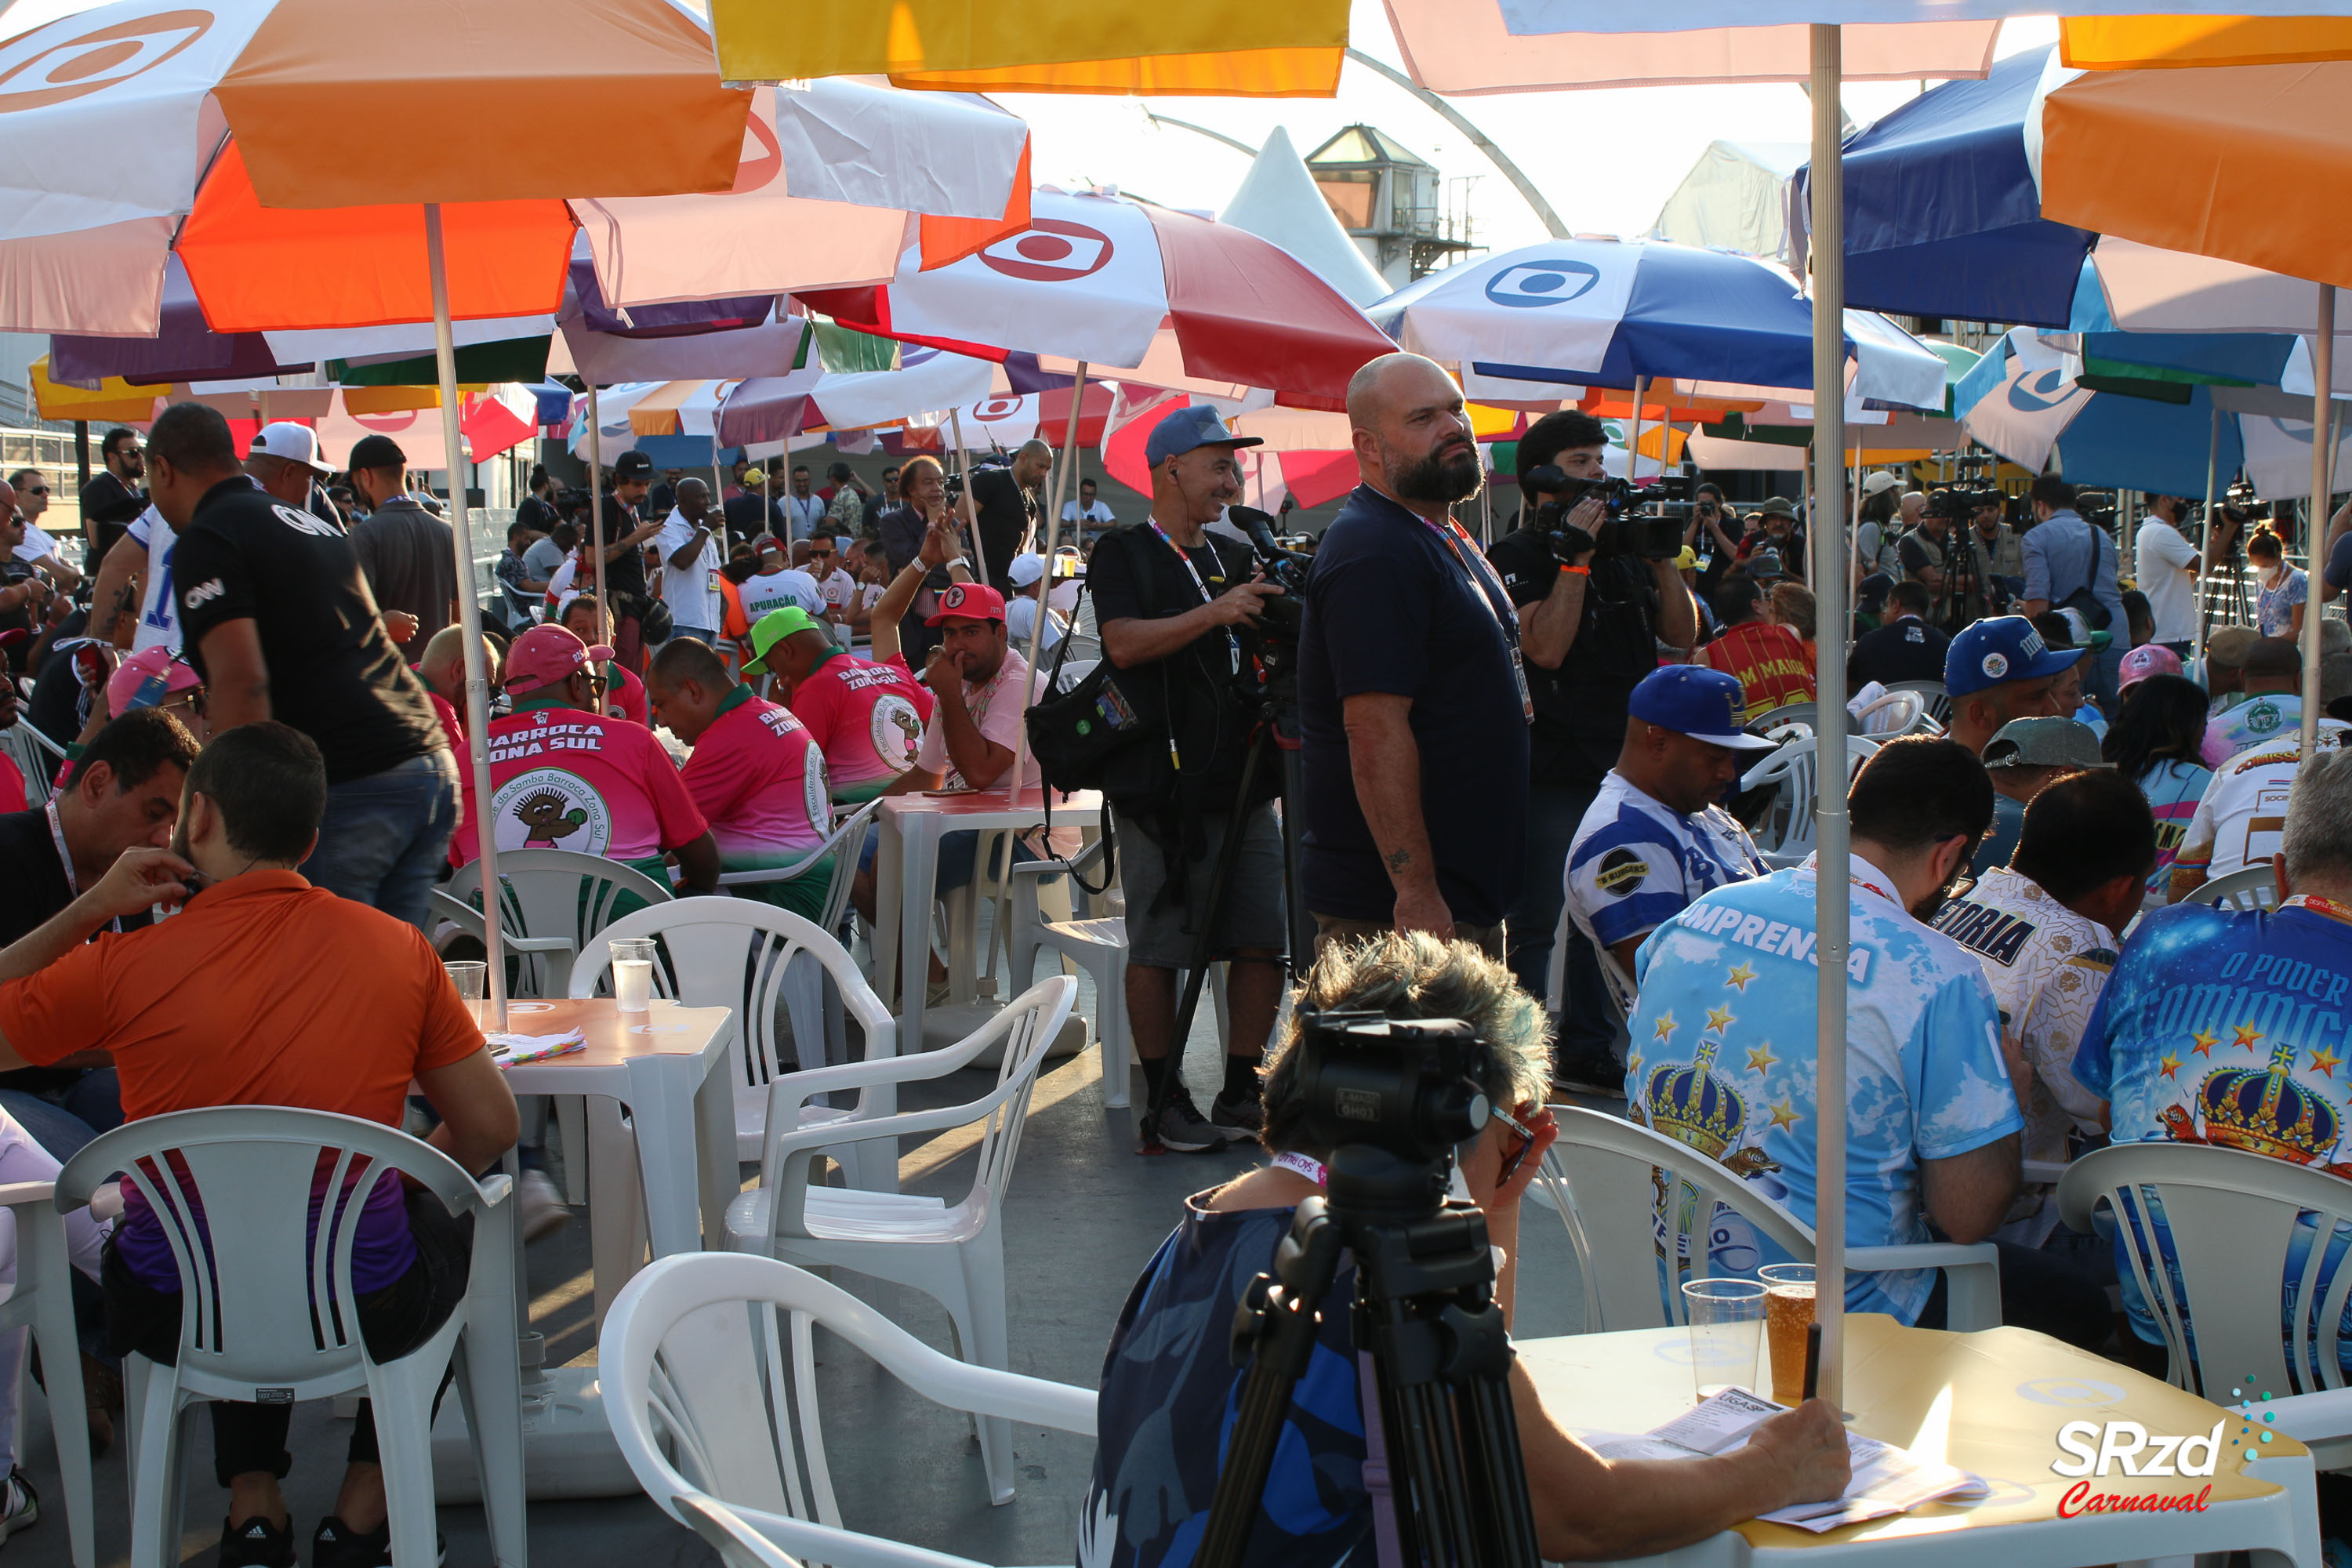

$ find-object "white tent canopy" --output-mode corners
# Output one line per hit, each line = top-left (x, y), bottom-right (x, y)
(1217, 126), (1395, 309)
(1651, 140), (1806, 262)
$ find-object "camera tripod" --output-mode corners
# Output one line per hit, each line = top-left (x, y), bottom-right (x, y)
(1195, 1138), (1543, 1568)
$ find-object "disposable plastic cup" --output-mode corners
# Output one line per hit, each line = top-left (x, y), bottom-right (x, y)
(443, 960), (487, 1027)
(1759, 1264), (1817, 1404)
(611, 938), (658, 1013)
(1680, 1277), (1767, 1401)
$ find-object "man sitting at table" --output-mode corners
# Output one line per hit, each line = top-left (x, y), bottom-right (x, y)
(1083, 931), (1850, 1566)
(645, 637), (833, 921)
(748, 605), (934, 804)
(456, 624), (719, 898)
(0, 720), (520, 1568)
(1627, 736), (2106, 1348)
(2076, 747), (2352, 1374)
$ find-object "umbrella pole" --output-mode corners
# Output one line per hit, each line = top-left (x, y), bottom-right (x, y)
(949, 411), (991, 588)
(424, 205), (507, 1036)
(1625, 376), (1646, 482)
(2194, 407), (2220, 668)
(1808, 21), (1850, 1412)
(2305, 289), (2335, 760)
(587, 385), (612, 707)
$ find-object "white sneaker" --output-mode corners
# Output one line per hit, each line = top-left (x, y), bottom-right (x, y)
(0, 1468), (38, 1543)
(520, 1169), (569, 1242)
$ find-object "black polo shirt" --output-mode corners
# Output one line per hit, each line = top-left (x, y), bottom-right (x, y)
(1298, 485), (1529, 927)
(172, 477), (445, 784)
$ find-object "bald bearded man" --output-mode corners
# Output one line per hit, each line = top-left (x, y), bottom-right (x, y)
(1297, 353), (1530, 958)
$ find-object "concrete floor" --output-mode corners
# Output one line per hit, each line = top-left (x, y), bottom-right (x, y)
(3, 934), (1589, 1567)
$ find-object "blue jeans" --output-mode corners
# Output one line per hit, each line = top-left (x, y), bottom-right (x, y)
(301, 750), (462, 932)
(0, 1070), (123, 1163)
(670, 625), (717, 648)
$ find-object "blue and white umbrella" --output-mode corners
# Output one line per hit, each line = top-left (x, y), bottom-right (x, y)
(1369, 238), (1947, 411)
(1955, 326), (2245, 497)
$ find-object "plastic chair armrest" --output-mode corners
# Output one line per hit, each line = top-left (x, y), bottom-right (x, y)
(474, 1172), (514, 1210)
(761, 1024), (984, 1113)
(2263, 1388), (2352, 1445)
(731, 1506), (992, 1568)
(2022, 1158), (2068, 1186)
(765, 1078), (1036, 1235)
(503, 935), (575, 956)
(0, 1181), (54, 1210)
(1848, 1242), (2002, 1332)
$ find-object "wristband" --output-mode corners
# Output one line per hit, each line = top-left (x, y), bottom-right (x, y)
(1559, 564), (1591, 577)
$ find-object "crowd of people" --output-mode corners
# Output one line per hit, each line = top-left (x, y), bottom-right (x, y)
(1, 354), (2350, 1566)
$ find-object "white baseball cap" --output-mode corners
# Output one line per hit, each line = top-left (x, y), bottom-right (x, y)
(1007, 553), (1046, 588)
(249, 421), (330, 475)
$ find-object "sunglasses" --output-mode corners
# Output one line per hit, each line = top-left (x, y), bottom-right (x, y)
(21, 485), (46, 495)
(1492, 1105), (1541, 1183)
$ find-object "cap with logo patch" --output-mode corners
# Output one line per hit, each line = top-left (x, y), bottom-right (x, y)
(1944, 615), (2082, 698)
(925, 582), (1007, 626)
(1628, 666), (1779, 751)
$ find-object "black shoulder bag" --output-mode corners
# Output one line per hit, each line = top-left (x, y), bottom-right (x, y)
(2056, 524), (2114, 631)
(1020, 579), (1123, 896)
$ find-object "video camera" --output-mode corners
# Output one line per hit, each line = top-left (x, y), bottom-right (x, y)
(1519, 465), (1690, 563)
(1228, 504), (1309, 646)
(2076, 489), (2119, 531)
(1290, 1011), (1498, 1174)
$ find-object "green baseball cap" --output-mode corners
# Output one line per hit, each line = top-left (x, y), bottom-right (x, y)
(749, 607), (826, 662)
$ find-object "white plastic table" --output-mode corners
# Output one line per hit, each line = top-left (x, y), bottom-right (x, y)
(873, 786), (1099, 1052)
(1517, 1316), (2321, 1567)
(492, 996), (737, 1262)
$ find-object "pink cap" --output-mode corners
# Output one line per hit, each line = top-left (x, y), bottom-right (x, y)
(107, 648), (202, 717)
(2118, 642), (2184, 692)
(924, 581), (1007, 626)
(505, 625), (612, 695)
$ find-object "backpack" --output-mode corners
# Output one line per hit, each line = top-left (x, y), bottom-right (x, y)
(2056, 523), (2113, 632)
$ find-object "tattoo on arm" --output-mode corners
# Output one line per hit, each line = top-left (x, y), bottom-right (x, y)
(1385, 848), (1413, 873)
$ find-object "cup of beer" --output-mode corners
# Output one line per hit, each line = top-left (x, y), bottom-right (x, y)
(1759, 1263), (1817, 1404)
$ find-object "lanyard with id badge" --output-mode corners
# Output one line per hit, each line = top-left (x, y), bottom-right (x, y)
(1415, 513), (1535, 724)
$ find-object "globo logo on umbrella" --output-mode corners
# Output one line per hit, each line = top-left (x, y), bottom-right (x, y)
(0, 10), (213, 114)
(730, 111), (783, 196)
(1483, 260), (1602, 310)
(2007, 367), (2082, 415)
(971, 396), (1025, 422)
(978, 220), (1115, 284)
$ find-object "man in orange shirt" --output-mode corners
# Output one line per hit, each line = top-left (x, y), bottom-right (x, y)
(1698, 575), (1815, 722)
(0, 722), (517, 1568)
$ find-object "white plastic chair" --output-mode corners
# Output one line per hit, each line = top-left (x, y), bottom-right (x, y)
(1737, 732), (1880, 858)
(0, 1181), (93, 1568)
(2185, 862), (2281, 912)
(1534, 1104), (2002, 1333)
(445, 847), (674, 999)
(2060, 1143), (2352, 1420)
(1852, 687), (1933, 737)
(1746, 700), (1817, 735)
(724, 976), (1078, 1504)
(601, 1252), (1095, 1563)
(1883, 677), (1954, 728)
(0, 723), (66, 806)
(56, 1108), (524, 1568)
(572, 900), (899, 1183)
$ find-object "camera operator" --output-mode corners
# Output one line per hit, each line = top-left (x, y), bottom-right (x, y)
(965, 440), (1051, 593)
(1483, 410), (1696, 1070)
(1080, 931), (1850, 1568)
(1088, 408), (1291, 1152)
(1299, 354), (1530, 957)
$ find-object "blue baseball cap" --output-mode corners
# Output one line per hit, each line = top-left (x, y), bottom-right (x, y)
(1628, 666), (1779, 751)
(1144, 404), (1264, 468)
(1944, 615), (2082, 698)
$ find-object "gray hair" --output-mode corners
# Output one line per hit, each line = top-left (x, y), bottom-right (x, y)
(2285, 746), (2352, 887)
(1259, 931), (1551, 1156)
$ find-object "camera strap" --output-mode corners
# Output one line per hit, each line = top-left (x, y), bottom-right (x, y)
(1417, 514), (1534, 724)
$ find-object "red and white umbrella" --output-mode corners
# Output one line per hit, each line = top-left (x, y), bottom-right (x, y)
(800, 189), (1395, 415)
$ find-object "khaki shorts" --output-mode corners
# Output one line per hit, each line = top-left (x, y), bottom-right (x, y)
(1309, 913), (1506, 962)
(1114, 804), (1289, 969)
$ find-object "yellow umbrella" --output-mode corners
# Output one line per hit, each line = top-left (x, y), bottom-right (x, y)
(708, 0), (1345, 95)
(28, 359), (161, 424)
(2062, 15), (2352, 69)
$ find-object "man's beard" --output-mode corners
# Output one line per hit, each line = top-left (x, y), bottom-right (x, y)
(1387, 439), (1483, 506)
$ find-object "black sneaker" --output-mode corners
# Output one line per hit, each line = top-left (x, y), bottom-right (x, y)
(218, 1514), (293, 1568)
(1552, 1047), (1627, 1098)
(313, 1516), (446, 1568)
(1206, 1091), (1264, 1142)
(1144, 1088), (1227, 1153)
(0, 1469), (34, 1544)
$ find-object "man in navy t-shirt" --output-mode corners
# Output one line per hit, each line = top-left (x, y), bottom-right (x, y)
(1298, 354), (1529, 956)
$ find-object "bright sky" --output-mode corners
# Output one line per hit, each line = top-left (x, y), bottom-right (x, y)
(998, 3), (2059, 256)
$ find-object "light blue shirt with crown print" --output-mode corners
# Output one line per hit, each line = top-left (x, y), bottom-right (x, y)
(1627, 855), (2021, 1322)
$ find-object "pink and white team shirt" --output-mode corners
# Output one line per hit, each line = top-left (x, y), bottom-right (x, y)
(916, 646), (1039, 793)
(452, 699), (706, 867)
(681, 687), (830, 864)
(787, 647), (936, 801)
